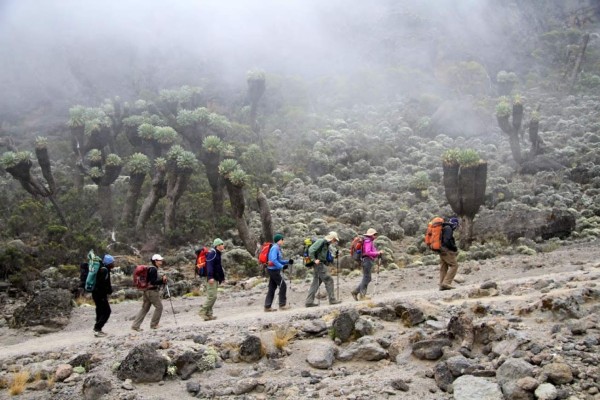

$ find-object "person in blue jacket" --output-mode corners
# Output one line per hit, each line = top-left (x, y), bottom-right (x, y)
(264, 233), (293, 312)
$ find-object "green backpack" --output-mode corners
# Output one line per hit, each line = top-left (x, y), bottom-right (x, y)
(84, 250), (102, 292)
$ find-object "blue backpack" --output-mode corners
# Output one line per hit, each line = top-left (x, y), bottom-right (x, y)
(84, 250), (102, 292)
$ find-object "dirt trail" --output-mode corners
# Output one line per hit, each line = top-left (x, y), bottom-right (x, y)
(1, 241), (599, 361)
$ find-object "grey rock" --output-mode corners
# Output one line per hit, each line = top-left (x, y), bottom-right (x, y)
(306, 343), (335, 369)
(535, 382), (558, 400)
(10, 288), (72, 329)
(542, 362), (573, 385)
(332, 309), (360, 342)
(116, 343), (168, 383)
(412, 339), (452, 360)
(82, 374), (113, 400)
(239, 335), (263, 363)
(452, 375), (503, 400)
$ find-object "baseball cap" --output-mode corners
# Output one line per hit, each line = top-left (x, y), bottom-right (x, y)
(151, 254), (164, 261)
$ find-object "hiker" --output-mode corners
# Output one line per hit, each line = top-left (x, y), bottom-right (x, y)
(92, 255), (115, 337)
(131, 254), (168, 331)
(264, 233), (293, 312)
(351, 228), (382, 301)
(439, 217), (460, 290)
(305, 231), (342, 307)
(198, 238), (226, 321)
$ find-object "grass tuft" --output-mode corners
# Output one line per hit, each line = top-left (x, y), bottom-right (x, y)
(9, 370), (30, 396)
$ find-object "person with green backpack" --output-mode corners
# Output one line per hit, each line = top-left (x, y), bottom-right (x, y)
(305, 231), (342, 307)
(92, 254), (115, 337)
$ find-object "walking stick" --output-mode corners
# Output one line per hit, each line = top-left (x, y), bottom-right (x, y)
(336, 251), (340, 301)
(374, 256), (381, 297)
(165, 284), (178, 326)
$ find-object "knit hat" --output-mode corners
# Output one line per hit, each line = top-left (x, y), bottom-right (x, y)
(365, 228), (377, 236)
(273, 233), (284, 243)
(325, 231), (339, 242)
(448, 217), (460, 229)
(103, 254), (114, 265)
(213, 238), (224, 247)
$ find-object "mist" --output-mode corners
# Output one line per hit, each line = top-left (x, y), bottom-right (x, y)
(0, 0), (555, 123)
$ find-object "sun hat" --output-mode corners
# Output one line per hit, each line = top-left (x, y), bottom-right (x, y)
(365, 228), (377, 236)
(213, 238), (224, 247)
(273, 233), (284, 243)
(151, 254), (164, 261)
(325, 231), (339, 242)
(103, 254), (114, 265)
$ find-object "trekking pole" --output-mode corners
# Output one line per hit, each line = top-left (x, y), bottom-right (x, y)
(374, 255), (381, 297)
(336, 251), (340, 301)
(165, 284), (178, 326)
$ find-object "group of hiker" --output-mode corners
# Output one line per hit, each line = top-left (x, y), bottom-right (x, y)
(85, 216), (460, 335)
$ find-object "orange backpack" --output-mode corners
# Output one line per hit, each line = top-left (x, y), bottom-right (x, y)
(350, 236), (364, 261)
(258, 242), (273, 265)
(195, 246), (210, 277)
(424, 217), (445, 251)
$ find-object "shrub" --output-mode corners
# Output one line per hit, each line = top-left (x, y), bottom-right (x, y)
(9, 370), (29, 395)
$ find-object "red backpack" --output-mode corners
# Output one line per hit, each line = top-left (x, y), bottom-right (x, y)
(195, 247), (210, 277)
(350, 236), (364, 261)
(258, 242), (273, 265)
(133, 265), (150, 289)
(425, 217), (445, 251)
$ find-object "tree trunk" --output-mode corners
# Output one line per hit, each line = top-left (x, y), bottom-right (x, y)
(528, 119), (542, 158)
(164, 172), (192, 235)
(136, 167), (167, 235)
(256, 189), (273, 243)
(97, 185), (114, 229)
(224, 180), (254, 255)
(458, 163), (487, 219)
(122, 172), (146, 226)
(443, 163), (461, 215)
(35, 146), (56, 194)
(459, 215), (474, 251)
(201, 151), (224, 216)
(567, 33), (590, 94)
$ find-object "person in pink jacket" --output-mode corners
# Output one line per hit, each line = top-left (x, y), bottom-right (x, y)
(351, 228), (382, 301)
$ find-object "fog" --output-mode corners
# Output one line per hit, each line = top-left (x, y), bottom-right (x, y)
(0, 0), (549, 122)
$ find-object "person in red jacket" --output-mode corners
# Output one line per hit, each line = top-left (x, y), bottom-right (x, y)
(350, 228), (382, 301)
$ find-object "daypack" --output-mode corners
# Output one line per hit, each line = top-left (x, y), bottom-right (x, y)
(425, 217), (445, 251)
(195, 246), (210, 277)
(84, 250), (102, 292)
(303, 238), (326, 267)
(133, 265), (150, 289)
(258, 242), (273, 265)
(350, 236), (364, 261)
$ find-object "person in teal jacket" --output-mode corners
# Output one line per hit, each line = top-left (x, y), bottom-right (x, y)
(264, 233), (293, 312)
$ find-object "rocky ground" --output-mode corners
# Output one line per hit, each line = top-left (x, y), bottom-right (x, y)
(0, 240), (599, 400)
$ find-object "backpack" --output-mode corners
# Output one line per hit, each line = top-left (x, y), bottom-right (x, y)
(425, 217), (445, 251)
(350, 236), (364, 261)
(133, 265), (150, 289)
(258, 242), (273, 265)
(84, 250), (102, 292)
(195, 246), (210, 277)
(303, 238), (326, 267)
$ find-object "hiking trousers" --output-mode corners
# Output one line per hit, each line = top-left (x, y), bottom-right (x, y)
(265, 268), (287, 308)
(92, 292), (111, 332)
(199, 280), (219, 317)
(354, 257), (374, 296)
(131, 289), (163, 329)
(439, 250), (458, 287)
(305, 264), (335, 305)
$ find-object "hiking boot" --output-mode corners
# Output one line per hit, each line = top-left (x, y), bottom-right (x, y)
(279, 305), (291, 311)
(351, 291), (359, 301)
(264, 307), (277, 312)
(150, 325), (160, 329)
(440, 284), (455, 291)
(131, 326), (143, 332)
(329, 299), (342, 305)
(360, 294), (371, 301)
(305, 303), (319, 308)
(203, 315), (217, 321)
(94, 330), (107, 337)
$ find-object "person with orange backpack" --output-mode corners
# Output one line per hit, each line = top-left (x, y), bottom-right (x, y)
(264, 233), (293, 312)
(439, 217), (460, 291)
(131, 254), (168, 331)
(350, 228), (382, 301)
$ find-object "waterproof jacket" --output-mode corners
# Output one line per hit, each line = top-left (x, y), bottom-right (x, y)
(308, 238), (330, 263)
(267, 243), (289, 270)
(441, 224), (458, 252)
(147, 265), (163, 290)
(361, 236), (379, 259)
(92, 266), (112, 296)
(206, 248), (225, 283)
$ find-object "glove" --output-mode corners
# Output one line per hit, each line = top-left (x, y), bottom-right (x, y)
(283, 264), (289, 270)
(288, 259), (294, 265)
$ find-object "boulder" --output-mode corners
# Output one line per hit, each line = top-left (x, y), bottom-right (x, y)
(116, 344), (168, 383)
(10, 288), (72, 329)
